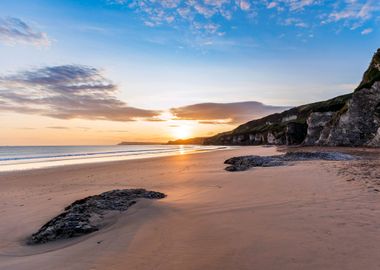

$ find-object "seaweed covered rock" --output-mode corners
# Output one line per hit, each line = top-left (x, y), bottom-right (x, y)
(224, 152), (355, 172)
(28, 189), (166, 244)
(224, 155), (285, 171)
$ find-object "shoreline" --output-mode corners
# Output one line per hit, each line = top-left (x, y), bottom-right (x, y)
(1, 146), (380, 270)
(0, 145), (230, 174)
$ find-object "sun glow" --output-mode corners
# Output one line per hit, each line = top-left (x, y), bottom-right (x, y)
(172, 125), (192, 140)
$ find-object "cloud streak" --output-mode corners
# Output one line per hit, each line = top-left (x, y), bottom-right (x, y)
(111, 0), (379, 39)
(0, 17), (51, 47)
(326, 0), (380, 29)
(0, 65), (161, 121)
(170, 101), (288, 124)
(119, 0), (245, 36)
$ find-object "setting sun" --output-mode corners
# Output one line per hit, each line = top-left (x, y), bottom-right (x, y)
(172, 125), (192, 140)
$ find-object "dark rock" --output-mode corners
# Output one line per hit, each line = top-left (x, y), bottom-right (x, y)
(282, 151), (355, 161)
(285, 122), (308, 145)
(303, 112), (334, 145)
(224, 155), (286, 171)
(28, 189), (166, 245)
(224, 151), (355, 172)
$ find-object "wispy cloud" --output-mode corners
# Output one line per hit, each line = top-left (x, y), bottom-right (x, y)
(326, 0), (380, 29)
(111, 0), (379, 40)
(282, 17), (309, 28)
(170, 101), (288, 124)
(0, 65), (161, 121)
(0, 17), (51, 47)
(361, 27), (373, 35)
(111, 0), (254, 37)
(46, 126), (70, 129)
(286, 0), (317, 11)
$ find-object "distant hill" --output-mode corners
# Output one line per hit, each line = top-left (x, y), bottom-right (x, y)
(205, 48), (380, 147)
(167, 137), (206, 145)
(118, 142), (163, 145)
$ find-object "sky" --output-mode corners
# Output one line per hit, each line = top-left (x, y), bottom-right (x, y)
(0, 0), (379, 145)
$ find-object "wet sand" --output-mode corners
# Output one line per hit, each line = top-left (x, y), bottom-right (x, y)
(1, 146), (380, 270)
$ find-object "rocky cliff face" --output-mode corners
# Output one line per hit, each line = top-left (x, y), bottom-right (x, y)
(303, 112), (334, 145)
(204, 93), (351, 145)
(321, 81), (380, 146)
(318, 49), (380, 146)
(204, 49), (380, 147)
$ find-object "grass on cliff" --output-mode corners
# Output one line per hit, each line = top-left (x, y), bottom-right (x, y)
(231, 93), (351, 136)
(356, 49), (380, 91)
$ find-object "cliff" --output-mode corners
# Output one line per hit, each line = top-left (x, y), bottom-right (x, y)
(205, 49), (380, 147)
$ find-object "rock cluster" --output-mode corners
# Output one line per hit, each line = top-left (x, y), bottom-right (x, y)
(224, 152), (355, 172)
(28, 189), (166, 244)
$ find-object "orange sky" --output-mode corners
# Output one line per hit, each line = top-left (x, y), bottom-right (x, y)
(1, 112), (232, 145)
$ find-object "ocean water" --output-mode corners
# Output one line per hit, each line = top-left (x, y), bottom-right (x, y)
(0, 145), (227, 172)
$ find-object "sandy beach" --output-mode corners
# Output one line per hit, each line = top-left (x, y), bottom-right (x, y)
(1, 146), (380, 270)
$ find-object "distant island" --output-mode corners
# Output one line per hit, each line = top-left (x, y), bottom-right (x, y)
(118, 142), (164, 145)
(118, 138), (207, 145)
(167, 137), (206, 145)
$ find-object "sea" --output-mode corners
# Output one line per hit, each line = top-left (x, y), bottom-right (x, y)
(0, 145), (227, 172)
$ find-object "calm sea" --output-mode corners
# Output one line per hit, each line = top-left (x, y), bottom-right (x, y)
(0, 145), (227, 172)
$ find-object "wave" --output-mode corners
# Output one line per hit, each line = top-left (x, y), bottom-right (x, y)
(0, 145), (228, 172)
(0, 147), (193, 162)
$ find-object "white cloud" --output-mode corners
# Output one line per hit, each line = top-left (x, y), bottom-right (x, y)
(283, 17), (308, 28)
(0, 65), (160, 121)
(267, 2), (277, 9)
(287, 0), (317, 11)
(0, 17), (51, 47)
(328, 0), (380, 24)
(237, 0), (251, 10)
(111, 0), (380, 39)
(171, 101), (289, 124)
(361, 27), (373, 34)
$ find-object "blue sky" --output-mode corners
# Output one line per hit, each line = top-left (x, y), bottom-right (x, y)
(0, 0), (379, 144)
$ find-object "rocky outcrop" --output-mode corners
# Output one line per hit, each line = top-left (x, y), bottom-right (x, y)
(322, 81), (380, 146)
(303, 112), (334, 145)
(204, 93), (350, 146)
(28, 189), (166, 244)
(205, 49), (380, 147)
(286, 122), (308, 145)
(224, 152), (356, 172)
(317, 49), (380, 146)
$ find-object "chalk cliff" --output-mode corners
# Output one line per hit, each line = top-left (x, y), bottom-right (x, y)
(204, 49), (380, 147)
